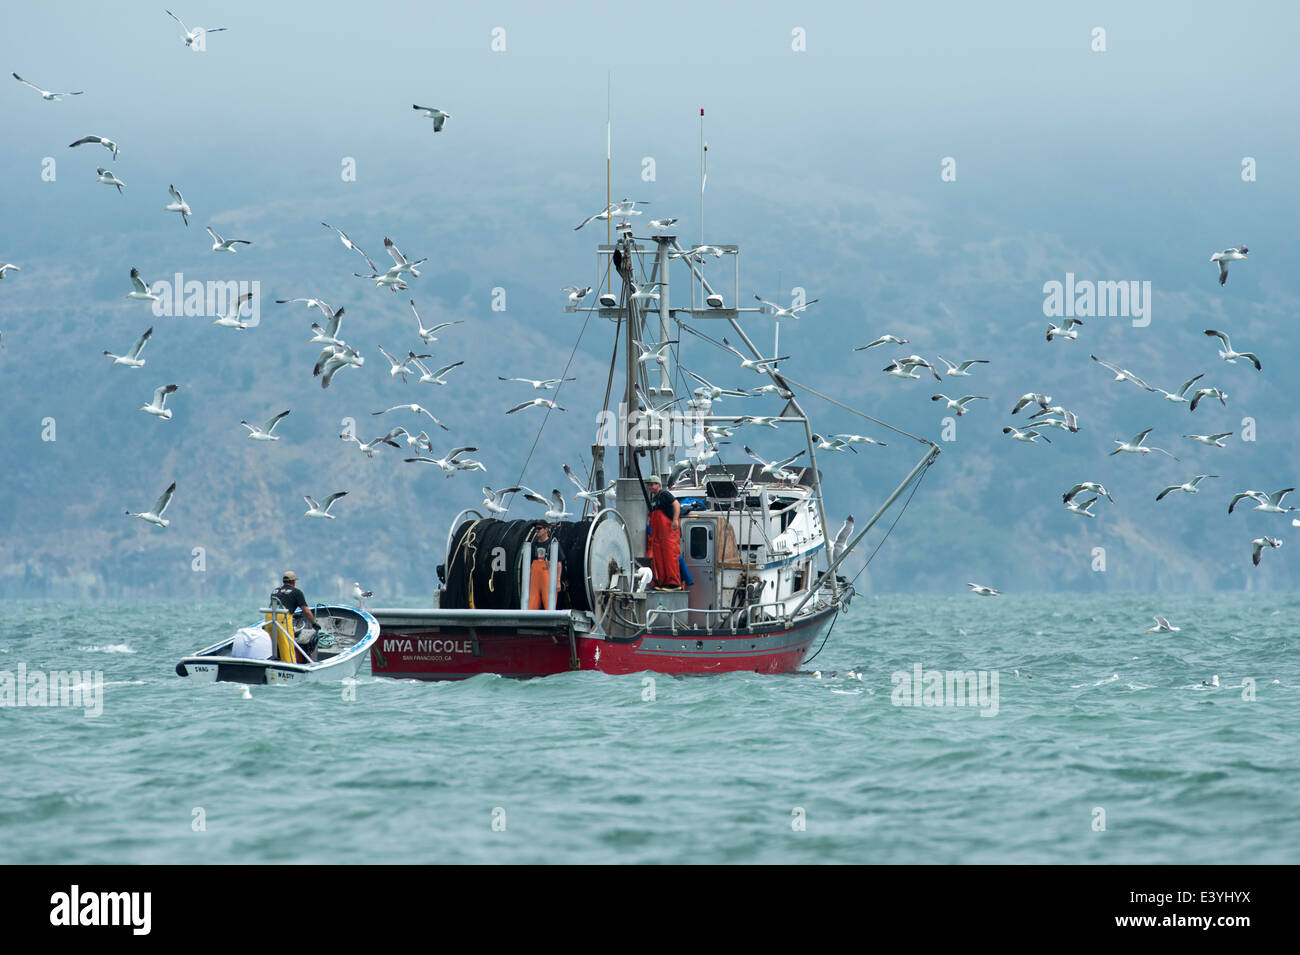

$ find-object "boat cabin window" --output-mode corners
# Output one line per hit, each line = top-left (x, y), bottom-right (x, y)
(688, 524), (712, 560)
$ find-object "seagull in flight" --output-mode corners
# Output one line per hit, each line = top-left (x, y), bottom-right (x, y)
(1152, 373), (1204, 404)
(684, 369), (752, 401)
(314, 344), (364, 388)
(754, 295), (819, 320)
(275, 296), (334, 317)
(931, 394), (988, 416)
(1090, 355), (1159, 391)
(634, 339), (676, 368)
(829, 432), (887, 448)
(1002, 426), (1050, 444)
(1046, 317), (1083, 341)
(139, 384), (178, 419)
(1189, 387), (1228, 412)
(96, 168), (125, 192)
(480, 486), (528, 515)
(967, 583), (1000, 596)
(1204, 329), (1261, 370)
(1064, 482), (1112, 504)
(540, 489), (572, 521)
(409, 357), (464, 386)
(575, 198), (647, 230)
(722, 337), (788, 373)
(125, 268), (160, 302)
(498, 376), (575, 390)
(564, 465), (615, 506)
(1251, 537), (1282, 565)
(1210, 246), (1247, 286)
(412, 104), (450, 131)
(1011, 393), (1052, 415)
(1110, 428), (1177, 459)
(12, 73), (82, 100)
(309, 307), (346, 347)
(384, 237), (425, 277)
(372, 404), (448, 430)
(506, 398), (566, 414)
(69, 135), (118, 160)
(240, 410), (290, 441)
(321, 222), (378, 273)
(378, 346), (430, 383)
(165, 10), (227, 48)
(1156, 475), (1219, 501)
(104, 327), (153, 367)
(303, 492), (348, 519)
(1064, 495), (1099, 518)
(936, 356), (989, 377)
(126, 481), (176, 527)
(0, 263), (19, 280)
(743, 446), (805, 481)
(1182, 432), (1233, 448)
(206, 226), (250, 252)
(855, 334), (909, 351)
(341, 428), (408, 459)
(408, 299), (462, 344)
(1238, 488), (1297, 515)
(405, 447), (479, 475)
(164, 184), (190, 226)
(884, 356), (940, 381)
(212, 291), (255, 329)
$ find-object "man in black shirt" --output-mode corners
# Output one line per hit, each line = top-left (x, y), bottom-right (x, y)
(270, 571), (322, 657)
(645, 475), (681, 588)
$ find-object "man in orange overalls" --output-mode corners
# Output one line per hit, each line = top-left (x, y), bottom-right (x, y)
(645, 476), (681, 589)
(527, 521), (560, 610)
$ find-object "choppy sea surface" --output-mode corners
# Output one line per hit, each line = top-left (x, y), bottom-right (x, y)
(1, 593), (1296, 864)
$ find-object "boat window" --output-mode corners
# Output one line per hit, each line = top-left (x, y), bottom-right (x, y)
(689, 525), (711, 560)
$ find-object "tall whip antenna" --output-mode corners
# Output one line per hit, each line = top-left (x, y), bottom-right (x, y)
(699, 108), (707, 247)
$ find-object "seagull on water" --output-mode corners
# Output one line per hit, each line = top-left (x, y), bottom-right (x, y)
(95, 168), (125, 192)
(70, 135), (118, 160)
(1064, 482), (1113, 504)
(212, 291), (255, 329)
(408, 299), (461, 344)
(1210, 246), (1247, 286)
(104, 327), (152, 367)
(1146, 616), (1181, 633)
(412, 104), (450, 131)
(506, 398), (566, 414)
(1156, 475), (1219, 501)
(126, 481), (176, 527)
(754, 295), (819, 320)
(1046, 317), (1084, 341)
(12, 73), (82, 100)
(240, 410), (290, 441)
(855, 334), (909, 351)
(164, 184), (190, 226)
(372, 404), (448, 430)
(206, 226), (250, 252)
(165, 10), (227, 48)
(1003, 427), (1051, 444)
(1251, 537), (1283, 566)
(968, 583), (1000, 596)
(1110, 429), (1177, 460)
(303, 492), (347, 519)
(1204, 329), (1261, 370)
(1065, 496), (1099, 518)
(125, 268), (160, 303)
(936, 356), (989, 377)
(139, 384), (178, 419)
(321, 222), (379, 273)
(931, 394), (988, 416)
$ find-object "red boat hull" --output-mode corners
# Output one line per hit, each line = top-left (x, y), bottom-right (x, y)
(369, 607), (838, 680)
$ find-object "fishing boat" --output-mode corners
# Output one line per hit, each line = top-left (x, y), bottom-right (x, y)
(369, 169), (940, 679)
(176, 604), (379, 685)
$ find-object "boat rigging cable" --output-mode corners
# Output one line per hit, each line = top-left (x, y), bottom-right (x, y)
(801, 454), (933, 666)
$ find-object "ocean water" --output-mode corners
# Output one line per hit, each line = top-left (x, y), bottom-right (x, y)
(1, 593), (1296, 864)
